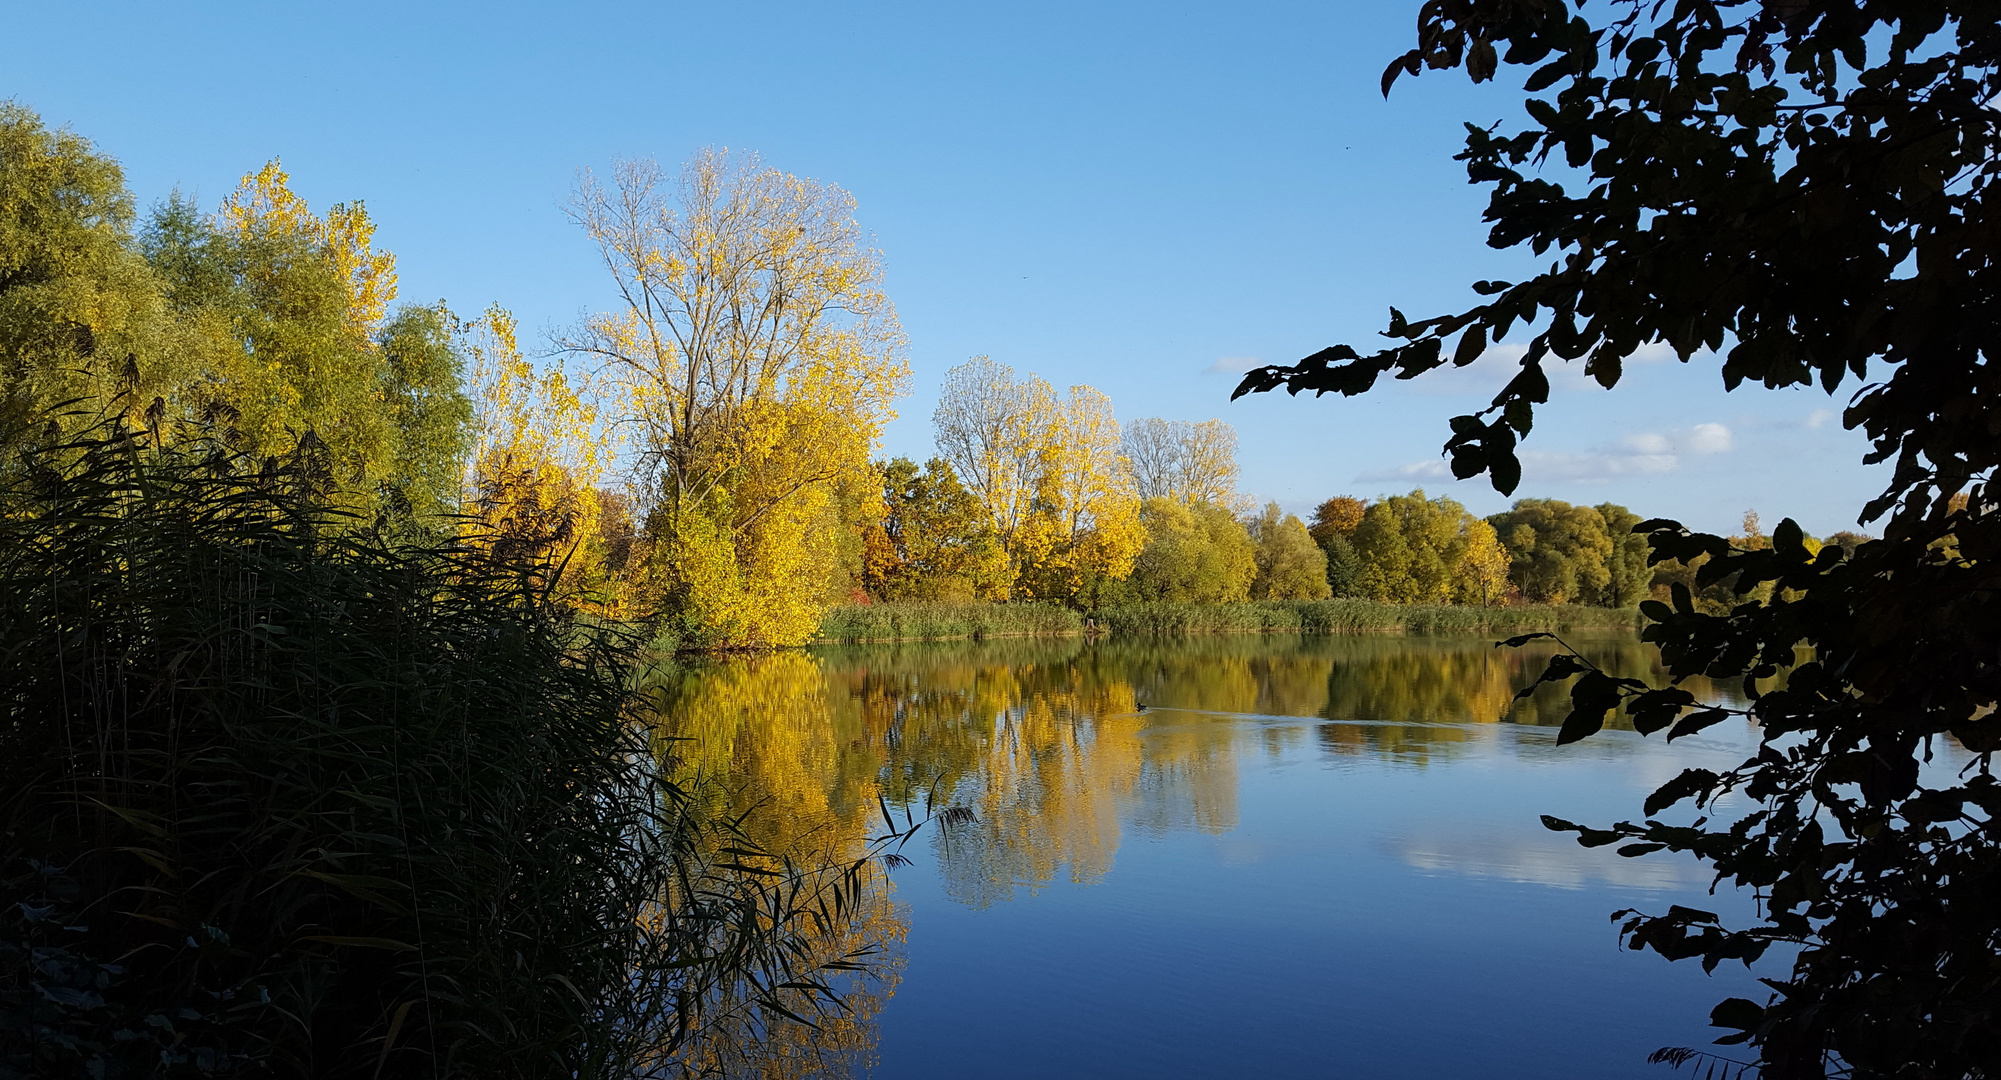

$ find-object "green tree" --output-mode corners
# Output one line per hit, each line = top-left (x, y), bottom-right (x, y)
(1351, 500), (1420, 602)
(1234, 3), (2000, 1074)
(1248, 502), (1331, 600)
(1351, 490), (1483, 604)
(1319, 533), (1362, 598)
(1488, 499), (1614, 605)
(1309, 496), (1368, 597)
(376, 306), (474, 523)
(0, 105), (173, 449)
(1594, 502), (1649, 608)
(1118, 498), (1255, 604)
(864, 456), (1004, 601)
(143, 169), (469, 524)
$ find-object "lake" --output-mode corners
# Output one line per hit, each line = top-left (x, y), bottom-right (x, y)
(644, 631), (1774, 1079)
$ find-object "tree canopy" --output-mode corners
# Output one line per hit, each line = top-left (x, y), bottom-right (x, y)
(1248, 502), (1332, 601)
(1118, 497), (1257, 604)
(567, 150), (908, 647)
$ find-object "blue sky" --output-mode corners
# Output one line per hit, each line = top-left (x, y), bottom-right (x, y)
(13, 0), (1884, 535)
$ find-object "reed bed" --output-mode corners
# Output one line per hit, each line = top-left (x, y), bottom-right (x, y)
(1098, 599), (1640, 635)
(1, 430), (874, 1079)
(815, 599), (1638, 642)
(815, 600), (1084, 642)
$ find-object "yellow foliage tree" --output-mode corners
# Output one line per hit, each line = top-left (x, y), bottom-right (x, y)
(217, 160), (398, 333)
(1455, 516), (1512, 606)
(567, 150), (908, 647)
(1352, 489), (1504, 605)
(1028, 385), (1146, 604)
(932, 356), (1055, 593)
(933, 360), (1143, 602)
(459, 305), (637, 615)
(137, 159), (471, 523)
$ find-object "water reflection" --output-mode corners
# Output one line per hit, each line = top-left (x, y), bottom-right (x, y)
(1389, 823), (1714, 890)
(651, 633), (1736, 896)
(642, 632), (1742, 1075)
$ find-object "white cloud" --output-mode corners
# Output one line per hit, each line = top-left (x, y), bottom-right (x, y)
(1519, 447), (1679, 481)
(1393, 827), (1708, 891)
(1806, 408), (1834, 429)
(1627, 340), (1683, 365)
(1355, 459), (1453, 483)
(1684, 421), (1733, 454)
(1621, 432), (1673, 455)
(1356, 422), (1733, 486)
(1205, 356), (1263, 375)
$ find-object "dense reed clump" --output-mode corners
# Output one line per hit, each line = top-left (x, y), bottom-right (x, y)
(814, 599), (1637, 641)
(1096, 600), (1638, 635)
(0, 428), (876, 1079)
(814, 600), (1084, 642)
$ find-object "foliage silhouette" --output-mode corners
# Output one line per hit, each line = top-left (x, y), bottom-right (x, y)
(1235, 2), (1998, 1076)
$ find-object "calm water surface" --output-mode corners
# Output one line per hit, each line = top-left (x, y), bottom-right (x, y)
(648, 632), (1776, 1078)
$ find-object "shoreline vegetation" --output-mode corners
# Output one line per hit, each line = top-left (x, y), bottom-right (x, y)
(808, 599), (1640, 644)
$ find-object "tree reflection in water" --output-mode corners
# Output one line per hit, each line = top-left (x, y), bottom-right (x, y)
(640, 631), (1735, 1075)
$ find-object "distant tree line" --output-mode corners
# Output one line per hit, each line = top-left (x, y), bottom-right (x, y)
(866, 403), (1872, 612)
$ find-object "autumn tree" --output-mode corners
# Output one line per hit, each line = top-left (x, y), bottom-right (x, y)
(1309, 495), (1369, 598)
(932, 357), (1053, 592)
(1349, 490), (1497, 605)
(933, 359), (1143, 602)
(0, 107), (468, 525)
(1020, 385), (1146, 606)
(457, 305), (640, 614)
(863, 456), (1003, 602)
(1120, 417), (1243, 507)
(141, 164), (469, 523)
(1595, 502), (1650, 608)
(567, 149), (908, 647)
(1307, 496), (1366, 545)
(1233, 3), (2001, 1072)
(1248, 502), (1332, 600)
(1457, 516), (1512, 607)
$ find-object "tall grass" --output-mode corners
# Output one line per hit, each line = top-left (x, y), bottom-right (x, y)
(815, 600), (1083, 642)
(0, 429), (874, 1079)
(815, 599), (1637, 642)
(1097, 599), (1639, 635)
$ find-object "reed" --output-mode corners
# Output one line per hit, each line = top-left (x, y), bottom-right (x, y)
(0, 429), (871, 1079)
(815, 600), (1083, 642)
(814, 599), (1638, 642)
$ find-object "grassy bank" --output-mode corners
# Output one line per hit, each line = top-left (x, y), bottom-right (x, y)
(813, 599), (1639, 642)
(815, 600), (1085, 642)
